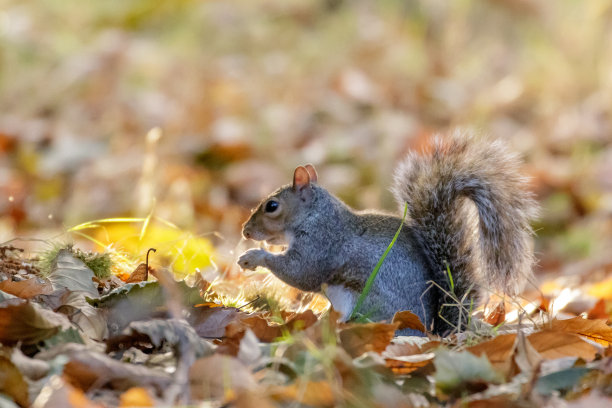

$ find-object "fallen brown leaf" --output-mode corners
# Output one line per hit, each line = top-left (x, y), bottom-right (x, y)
(37, 343), (171, 393)
(0, 278), (53, 299)
(551, 317), (612, 346)
(385, 353), (435, 375)
(392, 310), (425, 333)
(236, 310), (318, 343)
(484, 302), (506, 326)
(467, 333), (517, 375)
(528, 330), (598, 361)
(339, 322), (398, 358)
(125, 264), (149, 283)
(268, 380), (336, 408)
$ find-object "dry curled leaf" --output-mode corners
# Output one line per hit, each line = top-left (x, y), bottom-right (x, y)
(125, 248), (156, 284)
(484, 301), (506, 326)
(392, 310), (426, 333)
(385, 352), (435, 375)
(125, 264), (149, 283)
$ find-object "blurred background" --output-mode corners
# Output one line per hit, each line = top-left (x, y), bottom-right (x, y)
(1, 0), (611, 284)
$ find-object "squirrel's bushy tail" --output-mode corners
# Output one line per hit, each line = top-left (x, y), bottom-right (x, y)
(392, 130), (537, 332)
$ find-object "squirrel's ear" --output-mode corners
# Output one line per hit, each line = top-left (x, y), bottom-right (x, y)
(304, 164), (318, 183)
(292, 166), (311, 191)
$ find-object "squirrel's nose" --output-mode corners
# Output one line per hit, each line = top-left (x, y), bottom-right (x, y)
(243, 229), (251, 239)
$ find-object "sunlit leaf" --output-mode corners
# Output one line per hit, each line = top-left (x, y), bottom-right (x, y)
(91, 222), (215, 278)
(550, 317), (612, 346)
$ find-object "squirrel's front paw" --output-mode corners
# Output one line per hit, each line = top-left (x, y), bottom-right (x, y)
(237, 249), (267, 270)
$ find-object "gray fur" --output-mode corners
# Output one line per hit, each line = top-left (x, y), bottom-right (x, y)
(238, 131), (537, 335)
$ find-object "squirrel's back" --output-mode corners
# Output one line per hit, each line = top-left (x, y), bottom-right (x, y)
(392, 130), (537, 332)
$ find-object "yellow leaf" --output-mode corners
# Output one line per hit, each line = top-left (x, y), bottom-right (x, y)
(92, 222), (215, 278)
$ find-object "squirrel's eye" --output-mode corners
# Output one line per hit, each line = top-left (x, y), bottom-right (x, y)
(265, 200), (279, 213)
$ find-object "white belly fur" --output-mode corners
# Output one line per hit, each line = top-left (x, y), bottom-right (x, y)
(325, 285), (357, 322)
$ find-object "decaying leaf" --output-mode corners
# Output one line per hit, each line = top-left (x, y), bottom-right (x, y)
(0, 298), (71, 345)
(89, 280), (203, 336)
(36, 343), (171, 393)
(433, 350), (503, 396)
(87, 282), (174, 336)
(56, 292), (108, 341)
(534, 367), (591, 396)
(47, 249), (99, 298)
(107, 318), (214, 358)
(339, 322), (398, 358)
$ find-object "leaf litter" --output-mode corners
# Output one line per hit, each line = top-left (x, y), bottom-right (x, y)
(1, 241), (612, 406)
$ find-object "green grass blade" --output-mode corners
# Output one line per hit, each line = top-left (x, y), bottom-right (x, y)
(445, 262), (455, 293)
(349, 202), (408, 320)
(68, 217), (147, 231)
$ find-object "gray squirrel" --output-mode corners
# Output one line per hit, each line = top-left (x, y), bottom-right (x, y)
(238, 131), (537, 335)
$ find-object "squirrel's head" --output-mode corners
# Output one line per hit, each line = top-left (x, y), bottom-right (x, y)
(242, 164), (318, 245)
